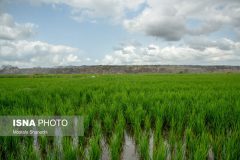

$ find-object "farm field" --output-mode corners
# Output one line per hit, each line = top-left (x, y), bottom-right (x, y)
(0, 74), (240, 160)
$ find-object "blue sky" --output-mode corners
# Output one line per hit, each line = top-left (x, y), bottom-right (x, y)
(5, 2), (132, 57)
(0, 0), (239, 67)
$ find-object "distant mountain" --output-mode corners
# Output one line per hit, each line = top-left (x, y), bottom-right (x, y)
(0, 65), (240, 74)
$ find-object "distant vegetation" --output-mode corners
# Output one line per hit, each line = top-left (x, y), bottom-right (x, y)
(0, 74), (240, 159)
(0, 65), (240, 74)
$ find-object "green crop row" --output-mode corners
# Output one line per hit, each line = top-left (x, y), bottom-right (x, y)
(0, 74), (239, 159)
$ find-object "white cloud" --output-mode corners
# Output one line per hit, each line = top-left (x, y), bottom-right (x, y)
(16, 0), (240, 40)
(124, 7), (186, 41)
(0, 40), (82, 67)
(20, 0), (240, 41)
(186, 37), (236, 51)
(0, 12), (85, 67)
(101, 39), (240, 65)
(0, 13), (36, 40)
(124, 0), (240, 40)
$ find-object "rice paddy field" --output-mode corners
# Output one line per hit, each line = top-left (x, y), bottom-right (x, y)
(0, 73), (240, 160)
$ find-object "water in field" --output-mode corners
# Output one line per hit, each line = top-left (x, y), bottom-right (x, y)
(182, 134), (187, 160)
(122, 131), (140, 160)
(32, 126), (42, 159)
(101, 137), (110, 160)
(164, 140), (171, 160)
(55, 127), (63, 159)
(72, 117), (79, 149)
(208, 147), (214, 160)
(149, 131), (154, 159)
(84, 144), (90, 159)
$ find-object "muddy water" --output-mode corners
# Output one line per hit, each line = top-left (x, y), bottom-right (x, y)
(208, 147), (214, 160)
(84, 137), (109, 159)
(84, 144), (89, 159)
(33, 126), (41, 158)
(122, 131), (140, 160)
(98, 132), (140, 160)
(164, 140), (171, 160)
(182, 134), (187, 160)
(72, 117), (79, 149)
(55, 127), (63, 159)
(101, 137), (110, 160)
(33, 127), (39, 150)
(31, 130), (190, 160)
(149, 131), (154, 159)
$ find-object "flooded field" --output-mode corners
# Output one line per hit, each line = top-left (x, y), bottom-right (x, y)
(0, 74), (239, 159)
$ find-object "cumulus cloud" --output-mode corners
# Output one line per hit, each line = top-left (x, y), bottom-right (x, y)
(124, 0), (240, 40)
(20, 0), (240, 41)
(0, 40), (82, 67)
(0, 13), (83, 67)
(101, 39), (240, 65)
(0, 13), (36, 40)
(186, 37), (236, 51)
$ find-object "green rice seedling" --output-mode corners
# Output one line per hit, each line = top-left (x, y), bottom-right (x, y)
(193, 133), (209, 160)
(115, 112), (125, 137)
(138, 133), (150, 160)
(103, 113), (114, 136)
(92, 121), (102, 139)
(62, 137), (77, 160)
(136, 106), (146, 129)
(78, 134), (84, 144)
(185, 127), (194, 159)
(76, 145), (85, 160)
(109, 103), (121, 123)
(153, 117), (165, 159)
(144, 115), (151, 135)
(172, 141), (184, 160)
(26, 148), (40, 160)
(88, 136), (101, 160)
(224, 132), (240, 160)
(189, 112), (206, 136)
(212, 132), (240, 160)
(153, 147), (166, 160)
(22, 137), (41, 160)
(125, 104), (135, 129)
(185, 128), (209, 160)
(38, 136), (48, 159)
(133, 120), (141, 143)
(0, 137), (22, 159)
(84, 107), (96, 136)
(110, 132), (122, 160)
(110, 112), (125, 160)
(168, 123), (185, 159)
(88, 121), (102, 160)
(154, 118), (163, 144)
(174, 102), (187, 136)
